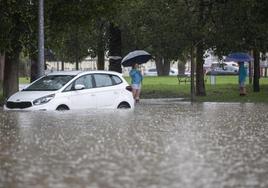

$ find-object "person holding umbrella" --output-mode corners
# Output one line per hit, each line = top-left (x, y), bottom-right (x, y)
(129, 63), (143, 103)
(225, 52), (253, 96)
(238, 62), (247, 96)
(121, 50), (152, 103)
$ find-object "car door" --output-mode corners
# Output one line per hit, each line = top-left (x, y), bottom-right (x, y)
(93, 74), (119, 108)
(65, 74), (97, 109)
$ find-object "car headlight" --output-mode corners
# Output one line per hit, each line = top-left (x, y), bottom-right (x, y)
(33, 94), (55, 105)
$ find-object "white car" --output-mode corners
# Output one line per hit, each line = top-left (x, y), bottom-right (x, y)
(4, 71), (134, 111)
(144, 68), (178, 76)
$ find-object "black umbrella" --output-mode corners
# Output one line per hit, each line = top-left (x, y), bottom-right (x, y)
(121, 50), (152, 67)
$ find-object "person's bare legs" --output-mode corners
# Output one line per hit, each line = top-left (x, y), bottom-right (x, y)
(132, 89), (137, 100)
(242, 86), (246, 95)
(239, 82), (246, 96)
(135, 89), (141, 103)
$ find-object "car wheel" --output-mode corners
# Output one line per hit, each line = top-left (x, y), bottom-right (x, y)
(117, 102), (131, 109)
(56, 105), (69, 111)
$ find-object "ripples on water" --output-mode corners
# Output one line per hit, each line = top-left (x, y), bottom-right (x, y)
(0, 102), (267, 188)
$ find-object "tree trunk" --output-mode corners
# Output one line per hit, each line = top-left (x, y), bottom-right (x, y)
(75, 59), (79, 70)
(195, 44), (206, 96)
(248, 56), (253, 84)
(3, 51), (19, 98)
(30, 55), (38, 82)
(97, 48), (105, 70)
(155, 56), (170, 76)
(74, 27), (79, 70)
(155, 56), (163, 75)
(178, 60), (186, 75)
(108, 23), (122, 73)
(97, 19), (105, 70)
(195, 0), (206, 96)
(163, 58), (170, 75)
(253, 49), (260, 92)
(61, 61), (64, 71)
(0, 53), (5, 82)
(97, 34), (105, 70)
(190, 45), (195, 102)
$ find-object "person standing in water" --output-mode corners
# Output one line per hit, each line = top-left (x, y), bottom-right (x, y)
(238, 62), (247, 96)
(129, 63), (143, 103)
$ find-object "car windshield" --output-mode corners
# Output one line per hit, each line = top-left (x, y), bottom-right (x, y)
(24, 75), (75, 91)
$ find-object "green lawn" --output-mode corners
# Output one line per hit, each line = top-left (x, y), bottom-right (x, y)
(1, 75), (268, 104)
(126, 75), (268, 102)
(19, 77), (30, 84)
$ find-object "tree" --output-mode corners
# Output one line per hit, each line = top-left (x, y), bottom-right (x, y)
(0, 0), (33, 98)
(0, 53), (4, 82)
(46, 0), (117, 71)
(119, 0), (187, 75)
(210, 0), (268, 92)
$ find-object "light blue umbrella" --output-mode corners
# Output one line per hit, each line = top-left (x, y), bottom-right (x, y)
(225, 52), (253, 62)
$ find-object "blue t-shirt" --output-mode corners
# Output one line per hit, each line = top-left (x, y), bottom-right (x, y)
(239, 62), (247, 83)
(129, 69), (143, 84)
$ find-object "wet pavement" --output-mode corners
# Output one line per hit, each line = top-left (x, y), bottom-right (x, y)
(0, 100), (268, 188)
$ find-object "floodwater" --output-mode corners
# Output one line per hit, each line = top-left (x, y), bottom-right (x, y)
(0, 100), (267, 188)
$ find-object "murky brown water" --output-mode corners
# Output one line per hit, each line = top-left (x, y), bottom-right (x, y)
(0, 101), (268, 188)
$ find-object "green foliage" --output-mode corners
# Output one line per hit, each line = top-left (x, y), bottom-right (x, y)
(46, 0), (113, 63)
(119, 0), (190, 60)
(0, 0), (268, 97)
(0, 0), (33, 53)
(210, 0), (268, 55)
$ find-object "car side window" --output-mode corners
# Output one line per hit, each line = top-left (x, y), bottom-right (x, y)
(75, 75), (93, 89)
(94, 74), (113, 88)
(64, 75), (93, 92)
(64, 83), (73, 92)
(111, 75), (122, 85)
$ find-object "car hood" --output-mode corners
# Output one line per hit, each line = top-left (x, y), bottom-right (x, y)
(8, 91), (56, 102)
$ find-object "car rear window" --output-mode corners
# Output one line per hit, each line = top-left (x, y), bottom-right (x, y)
(111, 75), (122, 84)
(94, 74), (113, 87)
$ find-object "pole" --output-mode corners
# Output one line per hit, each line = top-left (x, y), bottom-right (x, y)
(38, 0), (45, 78)
(190, 45), (195, 102)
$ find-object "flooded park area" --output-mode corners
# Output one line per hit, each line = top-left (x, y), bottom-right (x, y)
(0, 100), (267, 188)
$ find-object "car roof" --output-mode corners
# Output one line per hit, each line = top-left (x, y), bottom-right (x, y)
(47, 71), (82, 76)
(46, 70), (123, 77)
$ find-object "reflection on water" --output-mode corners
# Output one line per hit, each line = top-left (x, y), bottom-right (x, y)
(0, 102), (268, 188)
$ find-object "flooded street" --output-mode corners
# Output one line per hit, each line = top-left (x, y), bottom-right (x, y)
(0, 101), (268, 188)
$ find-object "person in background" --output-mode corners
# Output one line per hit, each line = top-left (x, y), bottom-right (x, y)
(238, 62), (247, 96)
(129, 63), (143, 103)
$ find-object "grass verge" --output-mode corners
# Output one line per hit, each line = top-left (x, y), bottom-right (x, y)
(126, 75), (268, 103)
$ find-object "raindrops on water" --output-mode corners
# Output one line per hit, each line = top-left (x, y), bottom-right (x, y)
(0, 101), (267, 188)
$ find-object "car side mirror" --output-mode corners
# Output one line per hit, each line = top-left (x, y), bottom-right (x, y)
(74, 84), (85, 90)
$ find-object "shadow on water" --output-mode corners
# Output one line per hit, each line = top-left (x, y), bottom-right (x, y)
(0, 101), (267, 188)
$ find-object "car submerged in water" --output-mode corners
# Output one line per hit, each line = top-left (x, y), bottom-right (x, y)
(4, 71), (134, 111)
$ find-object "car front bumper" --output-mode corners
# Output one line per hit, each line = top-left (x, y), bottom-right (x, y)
(4, 102), (57, 111)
